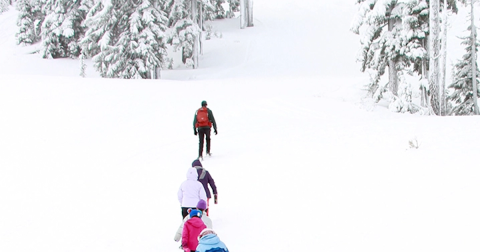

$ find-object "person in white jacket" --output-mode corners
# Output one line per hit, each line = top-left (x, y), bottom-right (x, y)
(178, 167), (207, 218)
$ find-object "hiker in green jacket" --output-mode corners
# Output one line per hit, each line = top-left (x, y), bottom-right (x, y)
(193, 100), (217, 159)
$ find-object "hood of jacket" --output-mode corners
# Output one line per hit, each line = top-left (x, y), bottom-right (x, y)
(192, 159), (203, 168)
(199, 234), (221, 246)
(186, 167), (198, 180)
(187, 216), (206, 228)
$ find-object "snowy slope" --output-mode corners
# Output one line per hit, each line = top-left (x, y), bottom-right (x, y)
(1, 1), (480, 252)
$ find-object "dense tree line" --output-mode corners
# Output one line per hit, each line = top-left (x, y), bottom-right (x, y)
(14, 0), (242, 78)
(351, 0), (479, 116)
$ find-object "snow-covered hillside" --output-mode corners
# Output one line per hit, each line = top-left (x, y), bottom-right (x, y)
(1, 1), (479, 252)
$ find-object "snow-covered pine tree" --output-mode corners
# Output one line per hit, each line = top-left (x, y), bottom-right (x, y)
(165, 0), (190, 27)
(210, 0), (227, 19)
(447, 4), (480, 115)
(81, 0), (132, 77)
(41, 0), (92, 58)
(77, 0), (103, 58)
(1, 0), (10, 14)
(201, 0), (238, 21)
(131, 0), (169, 77)
(163, 0), (237, 67)
(351, 0), (404, 105)
(81, 0), (168, 79)
(228, 0), (240, 16)
(351, 0), (384, 98)
(202, 0), (218, 21)
(16, 0), (45, 45)
(351, 0), (460, 113)
(428, 0), (461, 115)
(394, 0), (455, 112)
(399, 0), (429, 106)
(165, 0), (201, 67)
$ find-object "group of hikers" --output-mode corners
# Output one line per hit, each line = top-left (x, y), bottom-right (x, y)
(174, 101), (228, 252)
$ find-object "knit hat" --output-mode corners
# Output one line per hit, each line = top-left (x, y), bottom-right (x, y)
(192, 159), (203, 168)
(201, 100), (207, 106)
(190, 209), (202, 218)
(196, 199), (207, 210)
(198, 228), (217, 240)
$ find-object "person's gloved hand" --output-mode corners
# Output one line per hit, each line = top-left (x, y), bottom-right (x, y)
(214, 194), (218, 204)
(183, 248), (190, 252)
(194, 131), (197, 136)
(214, 130), (218, 135)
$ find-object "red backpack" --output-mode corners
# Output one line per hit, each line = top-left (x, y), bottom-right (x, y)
(196, 108), (212, 127)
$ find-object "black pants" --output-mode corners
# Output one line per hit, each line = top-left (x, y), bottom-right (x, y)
(181, 207), (196, 219)
(198, 127), (211, 157)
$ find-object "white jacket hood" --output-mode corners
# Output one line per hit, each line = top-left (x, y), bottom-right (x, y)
(186, 167), (198, 180)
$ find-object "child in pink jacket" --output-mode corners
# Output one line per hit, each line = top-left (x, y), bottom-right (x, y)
(182, 209), (206, 252)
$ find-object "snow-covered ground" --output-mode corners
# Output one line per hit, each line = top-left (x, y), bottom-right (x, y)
(1, 1), (479, 252)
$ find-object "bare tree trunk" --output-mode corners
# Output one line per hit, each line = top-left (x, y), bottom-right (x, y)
(388, 62), (398, 96)
(191, 0), (198, 69)
(190, 0), (193, 21)
(151, 67), (161, 79)
(429, 0), (441, 115)
(193, 35), (199, 68)
(247, 0), (254, 27)
(388, 17), (398, 96)
(471, 0), (479, 114)
(240, 0), (246, 29)
(421, 38), (429, 107)
(199, 2), (203, 30)
(199, 2), (203, 55)
(191, 0), (196, 21)
(439, 0), (448, 116)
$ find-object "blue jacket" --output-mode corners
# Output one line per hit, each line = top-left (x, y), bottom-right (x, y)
(196, 234), (229, 252)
